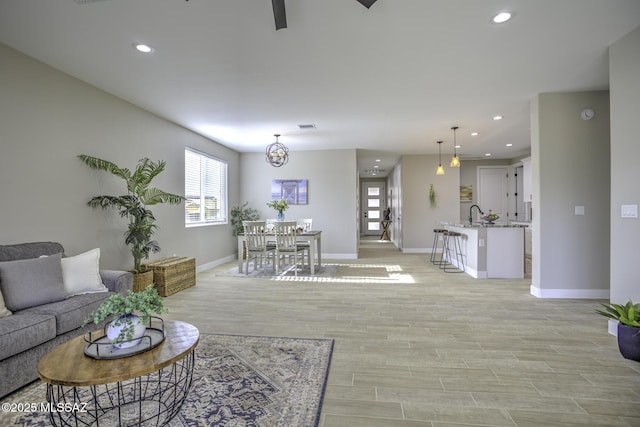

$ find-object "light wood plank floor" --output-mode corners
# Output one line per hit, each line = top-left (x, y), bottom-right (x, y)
(163, 239), (640, 427)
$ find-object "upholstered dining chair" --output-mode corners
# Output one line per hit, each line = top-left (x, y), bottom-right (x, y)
(273, 221), (309, 276)
(242, 220), (275, 275)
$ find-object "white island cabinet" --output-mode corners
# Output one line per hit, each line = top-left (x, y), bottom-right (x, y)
(443, 224), (525, 279)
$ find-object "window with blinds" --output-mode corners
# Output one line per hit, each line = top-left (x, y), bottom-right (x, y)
(185, 148), (228, 226)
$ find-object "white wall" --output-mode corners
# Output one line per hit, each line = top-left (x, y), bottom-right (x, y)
(239, 150), (358, 258)
(610, 25), (640, 305)
(399, 155), (460, 253)
(0, 43), (240, 270)
(530, 91), (610, 298)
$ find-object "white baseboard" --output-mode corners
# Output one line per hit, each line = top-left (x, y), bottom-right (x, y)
(326, 253), (358, 259)
(530, 285), (610, 299)
(401, 248), (430, 253)
(196, 254), (236, 273)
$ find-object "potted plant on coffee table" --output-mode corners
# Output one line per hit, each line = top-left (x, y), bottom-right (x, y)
(83, 285), (166, 349)
(78, 155), (185, 291)
(596, 299), (640, 362)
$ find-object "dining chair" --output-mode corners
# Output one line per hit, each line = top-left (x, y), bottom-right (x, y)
(242, 220), (275, 275)
(265, 218), (277, 233)
(273, 221), (308, 276)
(294, 218), (313, 263)
(296, 218), (313, 232)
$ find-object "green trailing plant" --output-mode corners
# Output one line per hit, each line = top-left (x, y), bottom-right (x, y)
(82, 285), (167, 343)
(230, 202), (260, 236)
(595, 300), (640, 327)
(78, 155), (185, 273)
(429, 184), (436, 207)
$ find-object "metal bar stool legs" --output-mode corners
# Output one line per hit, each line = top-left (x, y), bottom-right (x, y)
(430, 228), (447, 264)
(442, 231), (465, 273)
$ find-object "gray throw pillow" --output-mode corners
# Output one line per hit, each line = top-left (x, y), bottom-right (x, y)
(0, 252), (66, 311)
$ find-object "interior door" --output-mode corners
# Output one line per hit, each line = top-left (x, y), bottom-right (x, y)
(477, 166), (509, 220)
(361, 182), (386, 236)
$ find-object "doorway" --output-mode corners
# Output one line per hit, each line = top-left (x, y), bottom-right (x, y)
(477, 166), (509, 219)
(361, 181), (386, 237)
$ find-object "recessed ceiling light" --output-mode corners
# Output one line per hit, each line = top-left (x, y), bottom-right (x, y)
(133, 43), (154, 53)
(506, 143), (513, 147)
(485, 153), (492, 157)
(374, 165), (379, 168)
(375, 159), (381, 162)
(493, 115), (503, 121)
(492, 12), (512, 24)
(455, 145), (461, 149)
(471, 132), (479, 136)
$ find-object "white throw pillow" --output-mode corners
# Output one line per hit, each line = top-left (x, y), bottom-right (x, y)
(61, 248), (108, 297)
(0, 288), (12, 317)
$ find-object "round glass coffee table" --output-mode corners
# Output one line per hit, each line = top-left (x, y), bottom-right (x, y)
(38, 320), (199, 427)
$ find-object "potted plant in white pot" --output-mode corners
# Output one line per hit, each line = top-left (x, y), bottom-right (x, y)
(83, 285), (166, 349)
(78, 155), (185, 291)
(596, 299), (640, 362)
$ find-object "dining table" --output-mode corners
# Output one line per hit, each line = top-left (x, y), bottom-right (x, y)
(237, 230), (322, 274)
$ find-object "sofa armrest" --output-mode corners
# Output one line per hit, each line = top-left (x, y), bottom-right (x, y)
(99, 270), (133, 295)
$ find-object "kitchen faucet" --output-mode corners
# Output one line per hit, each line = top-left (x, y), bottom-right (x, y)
(469, 204), (484, 224)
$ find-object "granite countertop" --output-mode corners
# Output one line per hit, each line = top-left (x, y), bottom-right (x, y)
(447, 223), (529, 229)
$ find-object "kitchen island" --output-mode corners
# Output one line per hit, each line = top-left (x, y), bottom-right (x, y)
(442, 223), (525, 279)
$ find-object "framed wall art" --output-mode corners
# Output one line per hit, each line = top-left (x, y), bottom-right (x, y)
(271, 179), (308, 205)
(460, 184), (473, 202)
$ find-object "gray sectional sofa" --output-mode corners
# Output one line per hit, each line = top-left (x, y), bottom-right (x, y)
(0, 242), (133, 398)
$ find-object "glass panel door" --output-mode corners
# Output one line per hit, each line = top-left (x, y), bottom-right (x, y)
(361, 182), (386, 236)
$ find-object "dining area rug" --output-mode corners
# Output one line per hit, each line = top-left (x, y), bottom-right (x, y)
(0, 334), (334, 427)
(218, 263), (336, 279)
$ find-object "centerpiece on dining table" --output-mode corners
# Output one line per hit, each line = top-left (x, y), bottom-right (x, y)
(267, 198), (289, 221)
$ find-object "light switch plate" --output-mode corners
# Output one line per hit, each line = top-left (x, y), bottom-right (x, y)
(621, 204), (638, 218)
(575, 206), (585, 216)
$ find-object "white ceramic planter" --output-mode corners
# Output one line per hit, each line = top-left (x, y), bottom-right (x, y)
(107, 314), (146, 349)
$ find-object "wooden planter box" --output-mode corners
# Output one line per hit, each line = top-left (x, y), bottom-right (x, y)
(143, 257), (196, 297)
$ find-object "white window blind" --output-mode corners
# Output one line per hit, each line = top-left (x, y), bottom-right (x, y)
(185, 148), (227, 226)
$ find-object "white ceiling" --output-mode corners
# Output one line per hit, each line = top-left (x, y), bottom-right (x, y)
(1, 0), (639, 177)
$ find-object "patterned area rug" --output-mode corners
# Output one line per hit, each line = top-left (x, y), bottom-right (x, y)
(0, 334), (334, 427)
(218, 264), (336, 279)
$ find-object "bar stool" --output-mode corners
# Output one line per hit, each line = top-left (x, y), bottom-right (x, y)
(441, 231), (465, 273)
(430, 228), (447, 264)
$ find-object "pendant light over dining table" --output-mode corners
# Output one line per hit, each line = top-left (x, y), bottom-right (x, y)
(450, 126), (461, 168)
(265, 134), (289, 167)
(436, 141), (445, 175)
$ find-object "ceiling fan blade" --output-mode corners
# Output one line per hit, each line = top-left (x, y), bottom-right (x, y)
(272, 0), (287, 30)
(356, 0), (378, 9)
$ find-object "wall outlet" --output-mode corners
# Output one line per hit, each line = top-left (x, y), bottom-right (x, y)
(479, 239), (485, 247)
(621, 204), (638, 218)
